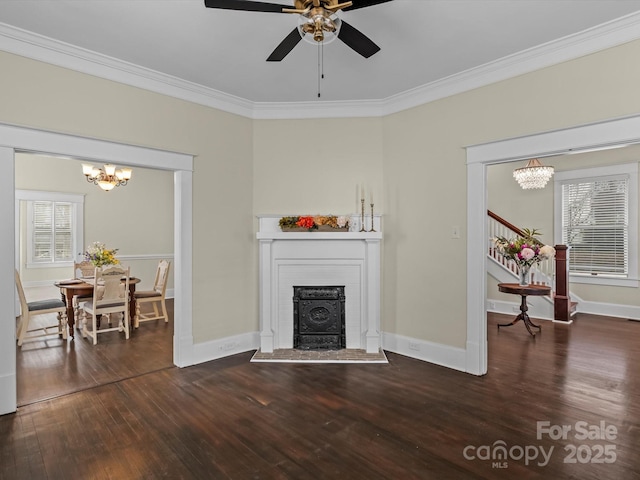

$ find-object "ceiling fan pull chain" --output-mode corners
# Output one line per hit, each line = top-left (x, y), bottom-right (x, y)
(317, 42), (321, 98)
(321, 41), (325, 81)
(317, 41), (326, 98)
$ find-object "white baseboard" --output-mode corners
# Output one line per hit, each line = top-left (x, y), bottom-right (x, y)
(488, 298), (640, 321)
(577, 300), (640, 320)
(184, 330), (467, 373)
(382, 332), (467, 373)
(189, 331), (260, 366)
(487, 299), (554, 322)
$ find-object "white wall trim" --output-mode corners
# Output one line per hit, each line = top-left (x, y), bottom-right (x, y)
(190, 331), (259, 366)
(0, 122), (193, 171)
(466, 114), (640, 164)
(2, 12), (640, 119)
(173, 170), (193, 368)
(382, 332), (467, 373)
(466, 113), (640, 377)
(0, 123), (194, 415)
(187, 330), (468, 372)
(116, 253), (175, 261)
(577, 300), (640, 320)
(15, 189), (84, 203)
(488, 299), (555, 322)
(487, 300), (640, 323)
(0, 146), (16, 416)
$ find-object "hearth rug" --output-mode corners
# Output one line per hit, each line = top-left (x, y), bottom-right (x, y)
(250, 348), (388, 364)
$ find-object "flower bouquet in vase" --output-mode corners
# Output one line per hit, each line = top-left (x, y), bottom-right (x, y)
(84, 242), (120, 269)
(492, 229), (555, 286)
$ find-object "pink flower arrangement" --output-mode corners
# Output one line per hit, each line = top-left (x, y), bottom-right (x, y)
(493, 229), (555, 267)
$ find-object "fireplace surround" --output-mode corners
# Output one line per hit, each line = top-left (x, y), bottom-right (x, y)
(257, 214), (382, 354)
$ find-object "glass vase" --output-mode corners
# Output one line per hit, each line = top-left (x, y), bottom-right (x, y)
(518, 264), (530, 286)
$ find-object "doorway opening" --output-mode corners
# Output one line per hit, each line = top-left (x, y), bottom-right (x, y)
(0, 123), (193, 415)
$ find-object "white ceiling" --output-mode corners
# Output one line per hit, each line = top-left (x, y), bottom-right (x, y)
(2, 0), (640, 117)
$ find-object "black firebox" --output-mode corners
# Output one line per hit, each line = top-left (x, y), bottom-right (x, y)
(293, 286), (345, 350)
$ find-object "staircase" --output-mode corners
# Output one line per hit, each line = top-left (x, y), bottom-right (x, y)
(487, 211), (578, 322)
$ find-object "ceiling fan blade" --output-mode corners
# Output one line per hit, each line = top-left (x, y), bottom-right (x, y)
(266, 28), (303, 61)
(204, 0), (290, 13)
(337, 20), (380, 58)
(342, 0), (393, 11)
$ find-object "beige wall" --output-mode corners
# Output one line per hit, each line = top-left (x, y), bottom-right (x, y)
(252, 117), (384, 216)
(1, 51), (255, 343)
(3, 37), (640, 352)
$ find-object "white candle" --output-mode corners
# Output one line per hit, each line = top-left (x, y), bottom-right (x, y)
(370, 189), (374, 205)
(360, 184), (365, 201)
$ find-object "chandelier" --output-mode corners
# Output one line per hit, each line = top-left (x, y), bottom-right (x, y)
(82, 163), (132, 191)
(513, 158), (554, 189)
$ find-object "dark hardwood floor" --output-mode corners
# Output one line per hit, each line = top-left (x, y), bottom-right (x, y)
(16, 300), (174, 406)
(2, 310), (639, 479)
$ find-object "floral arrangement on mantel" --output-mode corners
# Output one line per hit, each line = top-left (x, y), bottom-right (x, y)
(492, 228), (555, 285)
(84, 241), (120, 267)
(279, 215), (350, 232)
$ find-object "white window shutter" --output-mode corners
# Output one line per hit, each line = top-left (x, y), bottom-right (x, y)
(30, 200), (74, 264)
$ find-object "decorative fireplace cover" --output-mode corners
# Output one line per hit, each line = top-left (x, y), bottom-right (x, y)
(293, 286), (345, 350)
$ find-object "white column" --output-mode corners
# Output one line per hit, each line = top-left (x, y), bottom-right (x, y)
(466, 160), (488, 375)
(259, 239), (274, 352)
(364, 238), (381, 353)
(173, 169), (194, 367)
(0, 146), (16, 415)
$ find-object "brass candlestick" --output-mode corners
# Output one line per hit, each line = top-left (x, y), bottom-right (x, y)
(359, 198), (366, 232)
(369, 203), (376, 232)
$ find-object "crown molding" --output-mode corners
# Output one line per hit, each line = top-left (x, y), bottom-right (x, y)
(379, 11), (640, 117)
(251, 98), (386, 120)
(0, 23), (255, 119)
(1, 12), (640, 120)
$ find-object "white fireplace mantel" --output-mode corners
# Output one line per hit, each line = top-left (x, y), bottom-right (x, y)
(257, 214), (382, 354)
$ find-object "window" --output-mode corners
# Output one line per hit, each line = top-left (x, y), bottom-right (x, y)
(554, 163), (638, 287)
(16, 190), (85, 269)
(29, 201), (74, 264)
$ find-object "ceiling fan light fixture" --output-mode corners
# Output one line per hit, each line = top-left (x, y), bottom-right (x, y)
(204, 0), (390, 61)
(298, 13), (341, 45)
(513, 158), (555, 189)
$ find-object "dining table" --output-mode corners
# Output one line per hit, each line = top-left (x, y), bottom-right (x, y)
(54, 277), (140, 338)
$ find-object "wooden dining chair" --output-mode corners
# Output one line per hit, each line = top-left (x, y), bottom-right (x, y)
(81, 266), (130, 345)
(74, 261), (95, 279)
(15, 269), (67, 346)
(134, 260), (170, 328)
(73, 260), (95, 322)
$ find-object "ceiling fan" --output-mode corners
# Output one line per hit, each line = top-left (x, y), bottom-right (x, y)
(204, 0), (393, 61)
